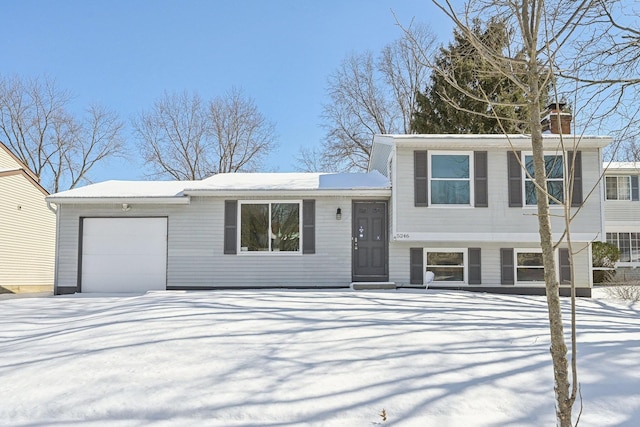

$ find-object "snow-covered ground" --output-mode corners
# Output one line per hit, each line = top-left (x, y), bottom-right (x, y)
(1, 289), (638, 426)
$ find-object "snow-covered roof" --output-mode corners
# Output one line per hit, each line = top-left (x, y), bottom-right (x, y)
(185, 171), (390, 192)
(46, 180), (196, 204)
(46, 172), (391, 204)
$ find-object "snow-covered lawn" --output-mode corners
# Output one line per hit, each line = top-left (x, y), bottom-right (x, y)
(1, 289), (638, 426)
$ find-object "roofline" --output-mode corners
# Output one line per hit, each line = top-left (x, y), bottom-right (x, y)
(0, 168), (49, 196)
(45, 196), (191, 204)
(373, 133), (612, 149)
(183, 189), (392, 197)
(0, 141), (41, 182)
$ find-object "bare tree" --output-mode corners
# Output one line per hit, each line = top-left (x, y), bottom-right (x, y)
(0, 75), (124, 193)
(311, 24), (436, 172)
(133, 89), (277, 180)
(209, 88), (277, 174)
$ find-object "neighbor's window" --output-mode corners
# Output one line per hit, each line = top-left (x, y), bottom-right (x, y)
(605, 176), (631, 201)
(524, 154), (564, 205)
(425, 250), (466, 282)
(607, 232), (640, 263)
(429, 153), (472, 205)
(240, 202), (300, 253)
(515, 250), (545, 282)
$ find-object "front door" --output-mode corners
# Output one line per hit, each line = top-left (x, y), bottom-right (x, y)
(352, 201), (388, 282)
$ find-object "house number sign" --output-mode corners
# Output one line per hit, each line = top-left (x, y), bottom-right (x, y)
(394, 233), (411, 240)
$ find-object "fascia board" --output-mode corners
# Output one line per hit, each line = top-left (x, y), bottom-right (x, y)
(45, 196), (191, 205)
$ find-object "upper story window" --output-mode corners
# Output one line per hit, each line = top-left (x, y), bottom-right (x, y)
(239, 201), (301, 253)
(524, 153), (564, 206)
(605, 176), (631, 200)
(429, 152), (473, 205)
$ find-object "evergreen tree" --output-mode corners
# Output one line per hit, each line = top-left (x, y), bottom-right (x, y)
(412, 19), (543, 134)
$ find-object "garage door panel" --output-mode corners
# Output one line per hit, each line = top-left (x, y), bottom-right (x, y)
(81, 218), (167, 293)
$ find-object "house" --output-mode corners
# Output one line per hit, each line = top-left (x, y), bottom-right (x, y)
(47, 129), (611, 296)
(0, 142), (56, 293)
(603, 161), (640, 281)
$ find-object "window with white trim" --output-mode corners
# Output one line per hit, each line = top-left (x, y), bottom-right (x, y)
(429, 152), (473, 205)
(239, 201), (301, 253)
(607, 232), (640, 263)
(523, 153), (564, 205)
(425, 249), (467, 283)
(605, 176), (631, 200)
(515, 249), (545, 283)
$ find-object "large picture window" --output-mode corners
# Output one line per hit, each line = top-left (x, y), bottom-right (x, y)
(605, 176), (631, 201)
(425, 249), (466, 283)
(607, 232), (640, 263)
(429, 153), (472, 205)
(515, 250), (545, 282)
(524, 154), (564, 205)
(240, 202), (300, 253)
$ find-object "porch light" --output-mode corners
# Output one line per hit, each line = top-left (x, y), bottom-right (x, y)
(336, 207), (342, 220)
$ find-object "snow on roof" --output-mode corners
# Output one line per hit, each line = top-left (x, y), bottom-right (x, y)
(48, 180), (195, 199)
(604, 162), (640, 171)
(46, 171), (390, 202)
(185, 171), (390, 192)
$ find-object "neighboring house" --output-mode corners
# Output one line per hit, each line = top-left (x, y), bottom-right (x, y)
(0, 142), (56, 293)
(47, 130), (611, 296)
(603, 162), (640, 281)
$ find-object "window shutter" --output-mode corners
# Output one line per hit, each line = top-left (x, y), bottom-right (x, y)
(559, 248), (571, 284)
(468, 248), (482, 284)
(302, 200), (315, 254)
(414, 151), (428, 207)
(410, 248), (424, 284)
(224, 200), (237, 255)
(568, 151), (583, 206)
(632, 176), (639, 201)
(507, 151), (522, 207)
(474, 151), (488, 207)
(500, 248), (514, 285)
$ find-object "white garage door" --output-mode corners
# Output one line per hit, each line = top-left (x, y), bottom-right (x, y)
(81, 217), (167, 293)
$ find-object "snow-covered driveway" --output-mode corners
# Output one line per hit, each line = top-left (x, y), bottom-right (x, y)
(1, 289), (638, 426)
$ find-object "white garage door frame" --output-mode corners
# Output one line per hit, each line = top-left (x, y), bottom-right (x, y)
(79, 217), (168, 293)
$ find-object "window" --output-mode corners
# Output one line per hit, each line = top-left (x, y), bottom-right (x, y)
(607, 232), (640, 263)
(425, 249), (466, 283)
(524, 153), (564, 205)
(605, 176), (631, 200)
(429, 152), (473, 205)
(515, 250), (545, 283)
(239, 202), (301, 253)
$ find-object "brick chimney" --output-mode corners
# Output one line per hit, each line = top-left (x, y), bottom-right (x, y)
(541, 100), (572, 134)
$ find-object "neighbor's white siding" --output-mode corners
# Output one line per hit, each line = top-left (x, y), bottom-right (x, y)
(393, 146), (603, 239)
(0, 173), (55, 288)
(55, 196), (360, 291)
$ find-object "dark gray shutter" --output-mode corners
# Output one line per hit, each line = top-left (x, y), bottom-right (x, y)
(507, 151), (522, 207)
(224, 200), (237, 254)
(632, 176), (639, 201)
(302, 200), (315, 254)
(414, 151), (428, 207)
(410, 248), (424, 284)
(474, 151), (488, 207)
(500, 248), (514, 285)
(568, 151), (582, 207)
(468, 248), (482, 284)
(559, 248), (571, 284)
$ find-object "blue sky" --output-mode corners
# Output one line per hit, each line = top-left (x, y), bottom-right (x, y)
(2, 0), (453, 182)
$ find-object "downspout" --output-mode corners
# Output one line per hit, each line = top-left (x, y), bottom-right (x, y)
(47, 201), (60, 295)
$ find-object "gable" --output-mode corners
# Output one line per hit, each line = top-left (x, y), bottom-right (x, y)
(0, 142), (42, 188)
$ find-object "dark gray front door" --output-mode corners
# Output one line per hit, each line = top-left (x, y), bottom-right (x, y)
(352, 201), (388, 282)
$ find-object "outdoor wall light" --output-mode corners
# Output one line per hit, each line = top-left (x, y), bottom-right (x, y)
(336, 207), (342, 220)
(122, 203), (131, 212)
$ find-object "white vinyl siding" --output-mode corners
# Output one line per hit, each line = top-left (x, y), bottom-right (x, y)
(394, 147), (602, 238)
(0, 173), (55, 288)
(54, 196), (358, 291)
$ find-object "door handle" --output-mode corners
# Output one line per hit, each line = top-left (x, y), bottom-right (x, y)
(353, 237), (358, 251)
